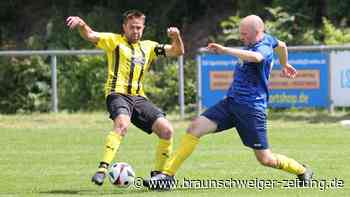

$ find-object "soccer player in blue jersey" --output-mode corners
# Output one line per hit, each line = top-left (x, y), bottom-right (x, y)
(144, 15), (313, 189)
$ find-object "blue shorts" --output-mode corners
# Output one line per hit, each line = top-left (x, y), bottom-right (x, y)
(202, 97), (268, 150)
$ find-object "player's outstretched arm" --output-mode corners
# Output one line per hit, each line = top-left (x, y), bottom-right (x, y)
(66, 16), (99, 44)
(274, 40), (297, 78)
(164, 27), (184, 57)
(207, 43), (263, 63)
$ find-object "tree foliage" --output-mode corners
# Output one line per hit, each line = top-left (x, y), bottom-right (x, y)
(1, 0), (350, 113)
(322, 18), (350, 45)
(218, 5), (350, 46)
(0, 56), (51, 113)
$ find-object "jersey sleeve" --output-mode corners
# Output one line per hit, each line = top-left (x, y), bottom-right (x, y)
(96, 33), (121, 51)
(256, 45), (274, 60)
(147, 41), (164, 62)
(266, 34), (278, 48)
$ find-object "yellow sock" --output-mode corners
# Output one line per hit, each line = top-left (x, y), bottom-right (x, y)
(154, 138), (173, 172)
(163, 133), (199, 176)
(101, 131), (123, 165)
(273, 154), (306, 175)
(97, 165), (108, 173)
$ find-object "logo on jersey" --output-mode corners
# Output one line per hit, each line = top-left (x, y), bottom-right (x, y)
(131, 55), (146, 65)
(237, 58), (244, 67)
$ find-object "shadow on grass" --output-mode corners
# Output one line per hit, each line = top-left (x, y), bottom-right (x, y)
(39, 189), (87, 195)
(39, 187), (229, 196)
(39, 188), (150, 195)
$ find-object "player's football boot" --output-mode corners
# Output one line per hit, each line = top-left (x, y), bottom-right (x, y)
(297, 165), (314, 187)
(143, 173), (175, 190)
(91, 163), (108, 186)
(150, 170), (161, 177)
(91, 171), (106, 186)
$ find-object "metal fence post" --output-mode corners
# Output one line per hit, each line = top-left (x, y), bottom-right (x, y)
(178, 55), (185, 118)
(327, 52), (334, 114)
(196, 55), (202, 116)
(50, 55), (58, 113)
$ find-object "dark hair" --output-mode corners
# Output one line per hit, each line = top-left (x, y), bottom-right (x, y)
(122, 9), (145, 24)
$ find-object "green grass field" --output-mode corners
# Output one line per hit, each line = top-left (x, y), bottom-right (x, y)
(1, 111), (349, 197)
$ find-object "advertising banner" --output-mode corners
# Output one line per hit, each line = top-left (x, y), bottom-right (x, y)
(199, 52), (329, 108)
(330, 51), (350, 106)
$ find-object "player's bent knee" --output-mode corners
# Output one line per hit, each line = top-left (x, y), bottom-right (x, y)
(187, 116), (216, 138)
(158, 127), (173, 140)
(113, 124), (129, 136)
(186, 121), (203, 138)
(153, 118), (174, 140)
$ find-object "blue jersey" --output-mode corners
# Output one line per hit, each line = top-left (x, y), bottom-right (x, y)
(226, 34), (278, 109)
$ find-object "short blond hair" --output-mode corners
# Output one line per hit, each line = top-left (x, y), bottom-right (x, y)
(122, 9), (145, 24)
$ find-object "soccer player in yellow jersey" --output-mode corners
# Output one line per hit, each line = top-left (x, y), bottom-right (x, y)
(66, 10), (184, 186)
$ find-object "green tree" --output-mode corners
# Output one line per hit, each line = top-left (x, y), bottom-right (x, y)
(0, 56), (51, 113)
(322, 18), (350, 45)
(217, 6), (319, 45)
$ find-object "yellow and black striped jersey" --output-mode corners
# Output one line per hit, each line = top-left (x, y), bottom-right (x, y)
(96, 33), (164, 97)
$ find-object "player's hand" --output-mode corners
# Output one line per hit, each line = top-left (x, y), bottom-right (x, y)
(207, 43), (225, 54)
(281, 63), (297, 78)
(66, 16), (85, 29)
(167, 27), (180, 39)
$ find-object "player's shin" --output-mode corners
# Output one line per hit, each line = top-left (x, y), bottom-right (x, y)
(163, 133), (199, 176)
(154, 138), (173, 172)
(100, 131), (123, 171)
(273, 153), (305, 175)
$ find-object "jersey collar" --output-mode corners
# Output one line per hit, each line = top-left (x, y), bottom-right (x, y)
(122, 35), (140, 46)
(247, 34), (265, 49)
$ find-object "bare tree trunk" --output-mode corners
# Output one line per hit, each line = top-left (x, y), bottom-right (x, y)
(313, 0), (327, 27)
